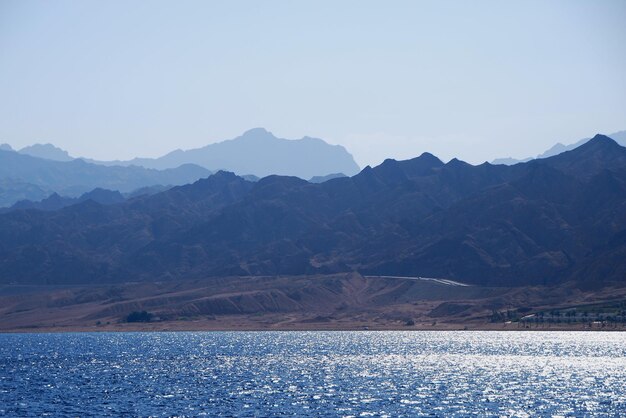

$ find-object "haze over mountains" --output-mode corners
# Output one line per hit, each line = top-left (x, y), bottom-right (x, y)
(1, 188), (126, 213)
(1, 134), (624, 291)
(0, 150), (211, 207)
(3, 128), (360, 176)
(17, 143), (74, 161)
(0, 129), (360, 207)
(86, 128), (361, 179)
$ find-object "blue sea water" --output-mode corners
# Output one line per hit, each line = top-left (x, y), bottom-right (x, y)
(0, 331), (625, 417)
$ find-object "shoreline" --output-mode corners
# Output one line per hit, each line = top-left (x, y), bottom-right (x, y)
(3, 320), (624, 333)
(2, 277), (625, 334)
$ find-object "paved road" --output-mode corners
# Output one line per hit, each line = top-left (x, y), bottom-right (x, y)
(364, 275), (471, 287)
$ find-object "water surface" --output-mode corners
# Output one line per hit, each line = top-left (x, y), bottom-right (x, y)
(1, 331), (624, 416)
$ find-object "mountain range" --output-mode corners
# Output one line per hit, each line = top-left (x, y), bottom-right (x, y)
(0, 149), (211, 207)
(492, 130), (626, 165)
(2, 128), (360, 177)
(0, 129), (359, 207)
(1, 134), (624, 290)
(1, 188), (127, 213)
(86, 128), (361, 178)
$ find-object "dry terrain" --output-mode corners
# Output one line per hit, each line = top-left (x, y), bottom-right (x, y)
(1, 273), (625, 332)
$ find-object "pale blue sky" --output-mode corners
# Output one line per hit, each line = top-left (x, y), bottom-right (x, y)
(1, 0), (625, 166)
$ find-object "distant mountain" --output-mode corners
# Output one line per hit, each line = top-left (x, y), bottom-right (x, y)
(308, 173), (347, 183)
(0, 144), (12, 152)
(19, 143), (74, 161)
(1, 134), (624, 290)
(0, 178), (50, 208)
(88, 128), (361, 178)
(240, 174), (260, 182)
(535, 130), (626, 159)
(124, 184), (173, 199)
(4, 188), (125, 212)
(491, 156), (532, 165)
(0, 149), (211, 206)
(492, 130), (626, 165)
(1, 185), (175, 213)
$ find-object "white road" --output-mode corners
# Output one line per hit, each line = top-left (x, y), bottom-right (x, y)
(364, 275), (471, 287)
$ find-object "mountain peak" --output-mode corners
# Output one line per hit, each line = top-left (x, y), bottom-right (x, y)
(542, 133), (626, 179)
(241, 127), (273, 138)
(412, 152), (444, 167)
(446, 157), (470, 167)
(493, 130), (626, 164)
(565, 133), (622, 157)
(211, 170), (239, 180)
(61, 128), (360, 179)
(380, 158), (399, 166)
(587, 134), (618, 146)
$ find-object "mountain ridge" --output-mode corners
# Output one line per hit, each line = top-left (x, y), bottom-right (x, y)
(0, 149), (212, 207)
(492, 130), (626, 165)
(18, 143), (73, 161)
(1, 133), (624, 289)
(0, 129), (360, 202)
(83, 128), (361, 178)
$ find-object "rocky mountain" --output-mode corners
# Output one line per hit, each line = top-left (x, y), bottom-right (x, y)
(0, 149), (211, 206)
(492, 130), (626, 165)
(85, 128), (361, 178)
(0, 134), (624, 289)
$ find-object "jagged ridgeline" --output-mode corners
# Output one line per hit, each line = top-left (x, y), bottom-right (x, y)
(0, 134), (624, 289)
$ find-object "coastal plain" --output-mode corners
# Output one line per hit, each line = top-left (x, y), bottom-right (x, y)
(2, 273), (625, 332)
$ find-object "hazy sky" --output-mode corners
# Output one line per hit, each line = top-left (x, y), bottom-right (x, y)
(1, 0), (625, 167)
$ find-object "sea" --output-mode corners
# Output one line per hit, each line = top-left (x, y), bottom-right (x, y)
(0, 331), (624, 417)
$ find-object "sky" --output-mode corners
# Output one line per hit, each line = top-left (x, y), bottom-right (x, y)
(0, 0), (625, 167)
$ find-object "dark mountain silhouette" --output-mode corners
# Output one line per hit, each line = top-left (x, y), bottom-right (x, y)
(3, 188), (125, 212)
(492, 130), (626, 165)
(124, 184), (172, 199)
(0, 134), (624, 289)
(87, 128), (361, 178)
(0, 185), (173, 213)
(0, 149), (211, 206)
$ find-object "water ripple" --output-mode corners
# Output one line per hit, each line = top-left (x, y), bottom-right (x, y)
(0, 331), (625, 416)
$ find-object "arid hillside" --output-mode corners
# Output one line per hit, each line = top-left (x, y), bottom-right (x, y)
(2, 273), (625, 332)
